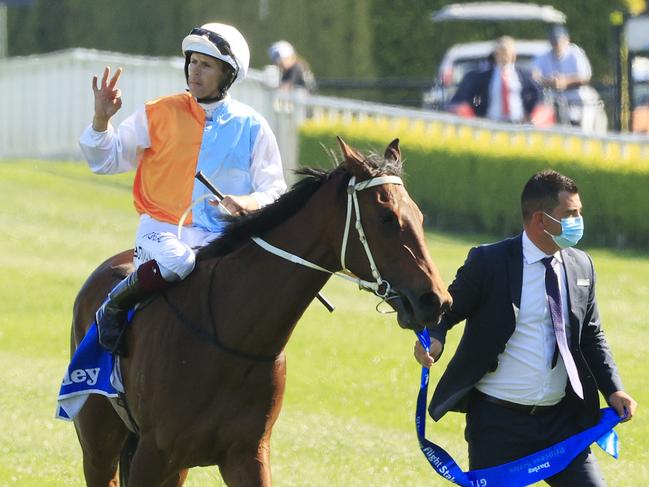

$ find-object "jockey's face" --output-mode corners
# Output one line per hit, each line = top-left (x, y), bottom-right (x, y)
(187, 52), (226, 100)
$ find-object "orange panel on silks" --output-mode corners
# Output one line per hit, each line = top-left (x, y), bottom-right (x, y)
(133, 93), (205, 225)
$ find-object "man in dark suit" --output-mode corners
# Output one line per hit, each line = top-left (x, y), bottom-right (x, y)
(414, 170), (636, 486)
(448, 36), (542, 122)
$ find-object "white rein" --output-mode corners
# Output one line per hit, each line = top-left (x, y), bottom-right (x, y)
(251, 175), (403, 298)
(178, 174), (403, 299)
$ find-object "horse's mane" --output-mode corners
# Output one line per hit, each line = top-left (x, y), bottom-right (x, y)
(196, 152), (403, 261)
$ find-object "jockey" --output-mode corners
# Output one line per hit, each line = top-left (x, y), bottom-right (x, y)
(79, 23), (287, 354)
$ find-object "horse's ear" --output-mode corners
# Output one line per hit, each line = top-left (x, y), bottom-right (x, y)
(337, 136), (367, 178)
(337, 136), (363, 162)
(384, 138), (401, 163)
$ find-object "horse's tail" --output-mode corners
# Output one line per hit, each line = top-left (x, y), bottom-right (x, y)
(119, 432), (139, 486)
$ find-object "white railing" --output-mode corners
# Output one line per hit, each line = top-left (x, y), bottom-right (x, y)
(0, 49), (280, 155)
(2, 48), (648, 173)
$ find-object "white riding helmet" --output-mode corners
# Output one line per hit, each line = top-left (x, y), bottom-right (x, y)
(182, 23), (250, 86)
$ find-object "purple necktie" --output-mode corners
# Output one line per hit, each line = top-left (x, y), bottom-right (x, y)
(542, 257), (584, 399)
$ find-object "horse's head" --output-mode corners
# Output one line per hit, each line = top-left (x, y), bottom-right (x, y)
(335, 137), (452, 331)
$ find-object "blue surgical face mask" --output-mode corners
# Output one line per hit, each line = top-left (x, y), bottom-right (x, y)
(543, 213), (584, 248)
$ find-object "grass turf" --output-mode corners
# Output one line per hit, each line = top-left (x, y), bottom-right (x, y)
(0, 160), (646, 485)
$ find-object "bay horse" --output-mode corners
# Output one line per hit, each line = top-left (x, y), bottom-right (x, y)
(70, 137), (452, 486)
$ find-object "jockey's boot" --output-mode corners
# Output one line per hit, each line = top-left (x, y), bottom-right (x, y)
(96, 260), (169, 354)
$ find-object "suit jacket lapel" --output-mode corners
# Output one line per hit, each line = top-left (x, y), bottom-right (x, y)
(560, 250), (581, 341)
(507, 234), (523, 316)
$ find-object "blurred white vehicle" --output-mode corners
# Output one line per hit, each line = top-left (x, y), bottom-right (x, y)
(422, 2), (607, 133)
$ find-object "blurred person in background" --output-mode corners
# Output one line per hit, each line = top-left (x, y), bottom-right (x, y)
(533, 25), (597, 128)
(448, 36), (544, 124)
(78, 22), (286, 354)
(268, 40), (317, 93)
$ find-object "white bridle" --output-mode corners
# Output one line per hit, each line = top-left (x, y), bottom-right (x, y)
(252, 175), (403, 297)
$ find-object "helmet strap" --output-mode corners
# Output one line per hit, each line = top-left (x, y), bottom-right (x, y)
(218, 66), (236, 94)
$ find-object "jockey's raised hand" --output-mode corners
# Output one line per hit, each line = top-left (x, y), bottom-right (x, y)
(92, 66), (123, 131)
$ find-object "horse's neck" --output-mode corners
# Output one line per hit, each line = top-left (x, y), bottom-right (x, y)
(206, 179), (346, 357)
(262, 179), (345, 273)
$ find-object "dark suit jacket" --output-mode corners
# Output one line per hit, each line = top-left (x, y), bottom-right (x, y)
(449, 66), (541, 118)
(428, 234), (623, 429)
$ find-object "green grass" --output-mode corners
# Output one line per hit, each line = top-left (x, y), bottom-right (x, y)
(0, 160), (647, 486)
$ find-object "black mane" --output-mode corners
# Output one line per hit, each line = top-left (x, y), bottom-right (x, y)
(196, 152), (403, 261)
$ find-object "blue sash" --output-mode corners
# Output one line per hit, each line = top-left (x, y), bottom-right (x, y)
(415, 328), (621, 487)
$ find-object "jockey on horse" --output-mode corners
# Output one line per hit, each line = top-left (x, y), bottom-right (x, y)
(79, 22), (287, 354)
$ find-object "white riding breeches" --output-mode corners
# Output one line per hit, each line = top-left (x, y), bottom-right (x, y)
(134, 214), (221, 281)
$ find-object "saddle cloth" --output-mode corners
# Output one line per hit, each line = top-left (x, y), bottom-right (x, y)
(55, 322), (125, 421)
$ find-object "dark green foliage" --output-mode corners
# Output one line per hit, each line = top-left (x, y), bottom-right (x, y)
(6, 0), (376, 78)
(8, 0), (192, 56)
(7, 0), (630, 83)
(371, 0), (629, 82)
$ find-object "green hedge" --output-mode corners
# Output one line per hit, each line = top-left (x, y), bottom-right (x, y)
(298, 119), (649, 250)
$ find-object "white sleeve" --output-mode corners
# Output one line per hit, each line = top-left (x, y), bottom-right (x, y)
(249, 118), (288, 207)
(573, 45), (592, 80)
(78, 105), (151, 174)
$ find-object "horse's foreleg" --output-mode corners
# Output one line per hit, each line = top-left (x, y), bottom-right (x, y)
(74, 394), (129, 487)
(126, 434), (181, 487)
(219, 441), (272, 487)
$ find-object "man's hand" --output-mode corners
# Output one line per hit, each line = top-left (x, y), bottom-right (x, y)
(552, 74), (568, 91)
(92, 66), (123, 131)
(209, 194), (260, 217)
(413, 338), (443, 368)
(608, 391), (637, 423)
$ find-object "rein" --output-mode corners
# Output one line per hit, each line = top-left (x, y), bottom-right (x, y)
(252, 175), (403, 298)
(162, 262), (278, 362)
